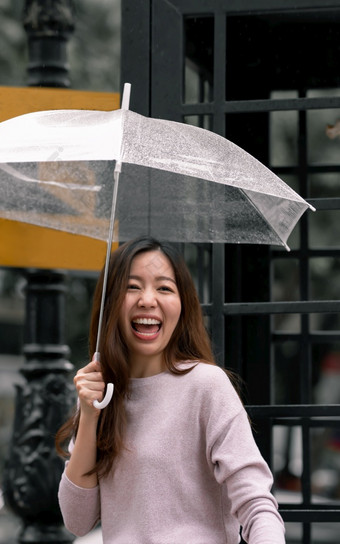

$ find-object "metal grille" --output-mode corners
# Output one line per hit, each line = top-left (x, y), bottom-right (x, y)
(121, 1), (340, 541)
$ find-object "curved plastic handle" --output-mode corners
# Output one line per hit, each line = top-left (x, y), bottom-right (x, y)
(93, 382), (114, 410)
(91, 351), (114, 409)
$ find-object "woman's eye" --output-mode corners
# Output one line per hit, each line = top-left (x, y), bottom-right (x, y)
(159, 285), (173, 292)
(127, 284), (140, 290)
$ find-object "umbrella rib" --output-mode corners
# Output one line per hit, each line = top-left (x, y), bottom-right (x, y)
(0, 163), (100, 192)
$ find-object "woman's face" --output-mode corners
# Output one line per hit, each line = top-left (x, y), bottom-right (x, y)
(118, 250), (182, 374)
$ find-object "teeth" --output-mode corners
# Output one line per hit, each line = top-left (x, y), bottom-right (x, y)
(133, 318), (161, 325)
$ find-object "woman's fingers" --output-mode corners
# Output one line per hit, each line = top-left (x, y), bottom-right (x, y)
(74, 361), (106, 409)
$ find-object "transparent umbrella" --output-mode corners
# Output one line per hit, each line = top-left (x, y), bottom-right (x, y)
(0, 83), (315, 407)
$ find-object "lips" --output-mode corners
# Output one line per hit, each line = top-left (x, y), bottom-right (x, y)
(131, 317), (162, 337)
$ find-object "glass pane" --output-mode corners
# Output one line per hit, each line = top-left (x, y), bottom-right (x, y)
(226, 12), (340, 101)
(307, 88), (340, 99)
(184, 17), (214, 104)
(311, 426), (340, 503)
(225, 112), (270, 160)
(312, 523), (340, 543)
(310, 257), (340, 300)
(310, 172), (340, 199)
(184, 114), (212, 130)
(310, 313), (340, 332)
(307, 108), (340, 165)
(271, 259), (300, 302)
(312, 346), (340, 405)
(183, 243), (212, 304)
(281, 522), (303, 544)
(273, 425), (303, 502)
(273, 342), (301, 404)
(272, 313), (301, 334)
(270, 94), (299, 167)
(310, 209), (340, 248)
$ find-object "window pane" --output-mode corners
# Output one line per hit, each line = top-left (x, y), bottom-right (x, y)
(183, 243), (212, 304)
(311, 424), (340, 501)
(310, 258), (340, 300)
(310, 313), (340, 332)
(184, 17), (214, 104)
(226, 12), (340, 101)
(273, 342), (301, 404)
(272, 313), (301, 334)
(270, 94), (299, 167)
(312, 346), (340, 405)
(311, 523), (340, 543)
(272, 259), (300, 302)
(307, 108), (340, 165)
(310, 209), (340, 248)
(273, 425), (303, 502)
(281, 522), (303, 543)
(310, 172), (340, 199)
(184, 114), (212, 130)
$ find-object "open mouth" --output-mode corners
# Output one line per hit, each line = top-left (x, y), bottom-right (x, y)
(131, 317), (162, 336)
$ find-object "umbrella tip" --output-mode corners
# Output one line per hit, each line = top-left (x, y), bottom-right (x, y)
(121, 83), (131, 110)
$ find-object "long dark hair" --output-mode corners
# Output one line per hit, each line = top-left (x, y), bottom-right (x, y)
(56, 237), (217, 477)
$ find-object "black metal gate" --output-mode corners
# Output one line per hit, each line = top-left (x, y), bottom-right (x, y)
(121, 1), (340, 542)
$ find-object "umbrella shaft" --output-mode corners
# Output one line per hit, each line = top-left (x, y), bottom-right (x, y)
(95, 165), (121, 354)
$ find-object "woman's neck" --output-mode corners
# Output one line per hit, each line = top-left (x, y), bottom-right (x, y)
(129, 354), (166, 379)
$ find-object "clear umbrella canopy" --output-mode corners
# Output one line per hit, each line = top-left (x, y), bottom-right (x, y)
(0, 88), (315, 408)
(0, 107), (314, 250)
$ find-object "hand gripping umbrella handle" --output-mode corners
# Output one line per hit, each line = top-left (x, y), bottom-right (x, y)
(92, 351), (114, 410)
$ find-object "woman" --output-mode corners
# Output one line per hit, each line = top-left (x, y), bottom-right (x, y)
(56, 236), (285, 544)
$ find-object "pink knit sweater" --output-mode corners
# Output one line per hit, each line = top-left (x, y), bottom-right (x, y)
(58, 362), (285, 543)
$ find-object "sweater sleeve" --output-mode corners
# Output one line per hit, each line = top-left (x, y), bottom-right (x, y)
(203, 368), (286, 544)
(58, 467), (101, 537)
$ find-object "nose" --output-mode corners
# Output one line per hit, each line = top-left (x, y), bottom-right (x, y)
(137, 287), (157, 308)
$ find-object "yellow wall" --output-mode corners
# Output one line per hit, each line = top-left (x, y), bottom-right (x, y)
(0, 86), (119, 271)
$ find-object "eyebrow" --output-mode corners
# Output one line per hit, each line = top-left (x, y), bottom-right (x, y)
(128, 274), (177, 285)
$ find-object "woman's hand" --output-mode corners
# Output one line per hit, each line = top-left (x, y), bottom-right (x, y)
(74, 359), (105, 417)
(65, 358), (103, 487)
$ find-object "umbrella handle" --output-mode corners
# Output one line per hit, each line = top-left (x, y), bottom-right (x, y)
(93, 382), (114, 410)
(92, 351), (115, 409)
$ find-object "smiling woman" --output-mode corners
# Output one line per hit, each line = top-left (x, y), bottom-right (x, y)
(55, 236), (286, 544)
(118, 250), (182, 378)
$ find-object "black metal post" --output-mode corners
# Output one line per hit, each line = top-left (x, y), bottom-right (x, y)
(23, 0), (75, 88)
(3, 2), (76, 543)
(3, 271), (75, 543)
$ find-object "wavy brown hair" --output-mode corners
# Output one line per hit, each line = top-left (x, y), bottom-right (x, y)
(56, 237), (219, 477)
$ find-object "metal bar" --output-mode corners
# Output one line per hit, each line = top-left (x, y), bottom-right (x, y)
(272, 247), (340, 258)
(280, 509), (340, 522)
(246, 404), (340, 417)
(275, 165), (340, 174)
(213, 8), (226, 136)
(211, 244), (225, 366)
(308, 198), (340, 210)
(121, 0), (151, 115)
(203, 300), (340, 315)
(272, 419), (340, 427)
(272, 332), (340, 344)
(181, 96), (340, 114)
(301, 419), (312, 503)
(165, 0), (340, 14)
